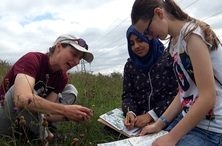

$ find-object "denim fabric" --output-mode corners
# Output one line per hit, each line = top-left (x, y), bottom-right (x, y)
(177, 127), (222, 146)
(0, 85), (16, 135)
(164, 113), (183, 132)
(58, 84), (77, 104)
(0, 85), (40, 138)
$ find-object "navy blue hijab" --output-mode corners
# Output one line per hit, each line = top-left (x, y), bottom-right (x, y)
(126, 25), (164, 72)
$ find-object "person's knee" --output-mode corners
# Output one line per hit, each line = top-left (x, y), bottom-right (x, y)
(59, 84), (78, 104)
(63, 84), (78, 97)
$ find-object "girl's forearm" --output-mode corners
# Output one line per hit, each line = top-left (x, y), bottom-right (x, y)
(168, 94), (215, 142)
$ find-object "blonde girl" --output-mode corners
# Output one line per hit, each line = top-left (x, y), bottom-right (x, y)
(131, 0), (222, 145)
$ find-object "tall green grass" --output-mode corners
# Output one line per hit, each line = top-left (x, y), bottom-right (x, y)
(66, 72), (123, 145)
(0, 61), (124, 146)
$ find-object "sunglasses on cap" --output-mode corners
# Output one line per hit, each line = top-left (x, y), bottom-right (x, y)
(61, 38), (88, 50)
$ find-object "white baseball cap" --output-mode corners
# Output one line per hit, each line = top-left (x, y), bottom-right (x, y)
(54, 34), (94, 63)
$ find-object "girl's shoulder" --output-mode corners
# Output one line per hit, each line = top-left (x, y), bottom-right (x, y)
(181, 21), (211, 47)
(155, 50), (173, 66)
(125, 59), (138, 72)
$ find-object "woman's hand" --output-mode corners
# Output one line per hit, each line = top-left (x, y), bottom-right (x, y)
(139, 120), (162, 136)
(124, 112), (137, 130)
(63, 104), (93, 122)
(135, 114), (153, 128)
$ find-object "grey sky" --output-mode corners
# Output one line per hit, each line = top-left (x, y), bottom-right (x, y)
(0, 0), (222, 74)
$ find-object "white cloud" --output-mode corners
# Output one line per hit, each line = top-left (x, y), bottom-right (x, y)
(0, 0), (222, 75)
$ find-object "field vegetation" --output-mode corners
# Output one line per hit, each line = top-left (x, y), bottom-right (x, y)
(0, 60), (124, 146)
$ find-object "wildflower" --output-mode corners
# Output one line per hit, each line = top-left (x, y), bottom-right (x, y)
(71, 138), (79, 146)
(19, 116), (26, 127)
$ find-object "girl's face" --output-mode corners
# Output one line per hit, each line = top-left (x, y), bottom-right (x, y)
(134, 8), (169, 40)
(53, 43), (84, 72)
(129, 34), (150, 57)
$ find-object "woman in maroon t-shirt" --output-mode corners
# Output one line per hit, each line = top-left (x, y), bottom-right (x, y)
(0, 34), (94, 139)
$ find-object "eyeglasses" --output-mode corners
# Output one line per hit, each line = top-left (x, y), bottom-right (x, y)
(144, 15), (154, 35)
(61, 38), (88, 50)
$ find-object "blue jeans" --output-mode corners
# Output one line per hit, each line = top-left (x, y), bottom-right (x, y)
(163, 113), (222, 146)
(176, 127), (222, 146)
(164, 113), (183, 131)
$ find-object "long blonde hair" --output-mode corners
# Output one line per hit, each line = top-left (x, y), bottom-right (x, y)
(131, 0), (221, 50)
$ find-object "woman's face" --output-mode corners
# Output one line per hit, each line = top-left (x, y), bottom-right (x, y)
(134, 9), (169, 40)
(129, 34), (150, 57)
(52, 43), (84, 72)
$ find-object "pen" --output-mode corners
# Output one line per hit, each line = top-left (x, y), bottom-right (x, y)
(132, 128), (141, 134)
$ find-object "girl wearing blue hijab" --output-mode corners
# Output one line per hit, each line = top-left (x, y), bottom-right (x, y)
(122, 25), (178, 130)
(127, 25), (164, 72)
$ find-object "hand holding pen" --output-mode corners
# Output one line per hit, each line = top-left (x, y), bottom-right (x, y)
(124, 107), (137, 130)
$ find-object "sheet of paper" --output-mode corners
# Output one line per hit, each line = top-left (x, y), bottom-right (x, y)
(128, 131), (168, 146)
(97, 139), (131, 146)
(99, 108), (140, 136)
(97, 131), (168, 146)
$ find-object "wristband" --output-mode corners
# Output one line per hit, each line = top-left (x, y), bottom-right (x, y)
(159, 115), (170, 126)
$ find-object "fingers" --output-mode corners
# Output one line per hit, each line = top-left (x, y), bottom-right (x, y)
(69, 112), (91, 122)
(78, 106), (93, 115)
(124, 117), (130, 126)
(78, 114), (90, 121)
(124, 113), (137, 130)
(64, 104), (93, 122)
(135, 115), (150, 128)
(79, 107), (93, 118)
(72, 105), (93, 121)
(76, 109), (93, 121)
(139, 126), (148, 136)
(139, 125), (155, 136)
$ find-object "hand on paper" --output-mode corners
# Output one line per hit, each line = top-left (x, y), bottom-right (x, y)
(139, 121), (161, 136)
(135, 114), (153, 128)
(124, 112), (137, 130)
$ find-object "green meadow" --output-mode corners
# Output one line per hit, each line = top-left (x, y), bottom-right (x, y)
(0, 61), (124, 146)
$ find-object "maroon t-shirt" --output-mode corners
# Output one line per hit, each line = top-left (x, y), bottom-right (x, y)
(0, 52), (68, 101)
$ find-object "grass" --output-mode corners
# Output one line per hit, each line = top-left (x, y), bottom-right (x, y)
(64, 72), (124, 146)
(0, 61), (124, 146)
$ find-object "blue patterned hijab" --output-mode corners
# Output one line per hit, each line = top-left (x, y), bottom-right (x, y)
(126, 25), (164, 71)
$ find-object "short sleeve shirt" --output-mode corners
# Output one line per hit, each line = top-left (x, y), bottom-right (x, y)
(0, 52), (68, 99)
(170, 22), (222, 133)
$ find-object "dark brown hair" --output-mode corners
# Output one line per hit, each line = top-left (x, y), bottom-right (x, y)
(48, 43), (71, 56)
(131, 0), (221, 50)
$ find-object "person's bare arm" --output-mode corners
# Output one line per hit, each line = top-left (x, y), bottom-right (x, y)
(46, 91), (58, 103)
(14, 73), (66, 115)
(140, 93), (182, 135)
(153, 34), (216, 146)
(168, 35), (215, 142)
(44, 92), (66, 122)
(13, 73), (93, 122)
